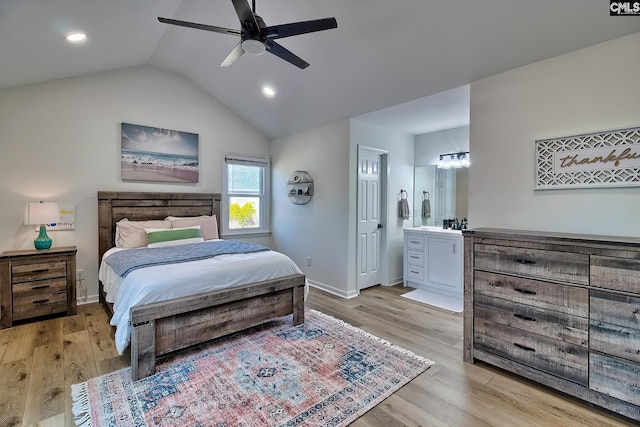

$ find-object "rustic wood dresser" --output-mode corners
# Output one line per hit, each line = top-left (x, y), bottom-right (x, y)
(463, 228), (639, 422)
(0, 246), (77, 328)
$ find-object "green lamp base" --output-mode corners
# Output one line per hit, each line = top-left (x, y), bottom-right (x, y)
(34, 225), (52, 250)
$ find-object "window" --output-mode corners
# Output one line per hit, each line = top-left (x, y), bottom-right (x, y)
(222, 153), (270, 236)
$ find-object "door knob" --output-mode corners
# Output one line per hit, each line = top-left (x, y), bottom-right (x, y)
(377, 224), (383, 229)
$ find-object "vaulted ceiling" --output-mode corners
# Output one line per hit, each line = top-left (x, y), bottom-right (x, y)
(1, 1), (638, 138)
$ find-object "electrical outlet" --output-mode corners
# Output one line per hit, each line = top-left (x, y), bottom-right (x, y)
(76, 269), (85, 281)
(307, 257), (312, 266)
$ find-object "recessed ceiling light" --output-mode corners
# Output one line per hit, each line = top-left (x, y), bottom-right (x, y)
(66, 32), (87, 43)
(262, 86), (276, 98)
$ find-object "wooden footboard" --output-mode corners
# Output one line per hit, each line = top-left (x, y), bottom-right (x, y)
(129, 273), (306, 380)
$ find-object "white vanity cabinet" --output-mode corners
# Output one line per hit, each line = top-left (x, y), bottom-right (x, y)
(403, 227), (463, 298)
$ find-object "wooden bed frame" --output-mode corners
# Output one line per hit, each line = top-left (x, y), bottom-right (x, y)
(97, 191), (306, 380)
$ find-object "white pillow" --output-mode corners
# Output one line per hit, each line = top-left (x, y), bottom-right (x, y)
(115, 219), (172, 248)
(166, 215), (219, 240)
(145, 226), (204, 248)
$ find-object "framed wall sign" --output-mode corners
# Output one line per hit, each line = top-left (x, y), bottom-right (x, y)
(534, 126), (640, 190)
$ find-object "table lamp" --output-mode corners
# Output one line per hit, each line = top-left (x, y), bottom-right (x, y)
(24, 201), (59, 250)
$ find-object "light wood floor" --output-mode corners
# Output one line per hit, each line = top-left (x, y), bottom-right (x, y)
(0, 285), (635, 426)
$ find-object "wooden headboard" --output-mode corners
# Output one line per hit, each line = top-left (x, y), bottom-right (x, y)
(97, 191), (221, 264)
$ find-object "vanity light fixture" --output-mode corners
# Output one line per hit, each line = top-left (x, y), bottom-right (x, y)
(437, 156), (447, 169)
(438, 151), (469, 169)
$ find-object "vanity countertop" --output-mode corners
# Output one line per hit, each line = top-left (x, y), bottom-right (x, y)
(404, 226), (463, 235)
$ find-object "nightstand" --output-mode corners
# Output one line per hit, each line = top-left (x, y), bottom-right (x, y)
(0, 246), (77, 328)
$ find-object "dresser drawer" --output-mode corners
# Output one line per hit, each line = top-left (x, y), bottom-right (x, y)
(406, 250), (424, 266)
(590, 290), (640, 363)
(474, 243), (589, 285)
(475, 294), (588, 347)
(406, 265), (424, 281)
(590, 352), (640, 406)
(591, 256), (640, 293)
(406, 235), (425, 250)
(474, 271), (588, 317)
(474, 318), (588, 385)
(11, 260), (66, 283)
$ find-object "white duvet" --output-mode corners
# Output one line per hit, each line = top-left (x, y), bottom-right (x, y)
(98, 241), (305, 354)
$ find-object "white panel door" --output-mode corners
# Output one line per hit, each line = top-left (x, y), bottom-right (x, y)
(357, 148), (382, 289)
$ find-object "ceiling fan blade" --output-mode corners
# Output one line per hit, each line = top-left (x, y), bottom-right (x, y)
(265, 17), (337, 39)
(220, 42), (245, 67)
(158, 17), (240, 36)
(266, 40), (309, 69)
(231, 0), (260, 32)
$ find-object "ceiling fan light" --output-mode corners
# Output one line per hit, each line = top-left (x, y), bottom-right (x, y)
(241, 39), (266, 55)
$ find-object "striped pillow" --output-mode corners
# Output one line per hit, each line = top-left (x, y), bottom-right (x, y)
(145, 226), (204, 248)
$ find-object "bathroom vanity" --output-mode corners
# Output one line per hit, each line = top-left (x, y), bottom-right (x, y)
(403, 227), (464, 300)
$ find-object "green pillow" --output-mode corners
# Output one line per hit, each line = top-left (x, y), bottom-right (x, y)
(145, 226), (204, 248)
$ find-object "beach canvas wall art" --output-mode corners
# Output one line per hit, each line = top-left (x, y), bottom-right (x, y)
(121, 122), (199, 183)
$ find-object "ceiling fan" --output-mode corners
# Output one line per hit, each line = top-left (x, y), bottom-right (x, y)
(158, 0), (337, 69)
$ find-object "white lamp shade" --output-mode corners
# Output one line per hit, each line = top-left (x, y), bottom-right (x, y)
(24, 202), (60, 225)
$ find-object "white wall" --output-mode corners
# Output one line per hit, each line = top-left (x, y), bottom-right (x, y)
(271, 120), (351, 296)
(469, 32), (640, 237)
(0, 66), (270, 303)
(271, 119), (413, 298)
(414, 126), (469, 166)
(350, 120), (415, 288)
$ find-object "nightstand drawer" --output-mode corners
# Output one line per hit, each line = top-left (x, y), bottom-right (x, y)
(13, 278), (67, 298)
(11, 260), (66, 283)
(12, 289), (68, 321)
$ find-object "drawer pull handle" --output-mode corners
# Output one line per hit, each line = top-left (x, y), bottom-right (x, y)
(514, 343), (536, 352)
(514, 258), (536, 265)
(32, 299), (50, 304)
(410, 270), (420, 274)
(514, 313), (536, 322)
(410, 256), (419, 259)
(410, 240), (420, 244)
(513, 287), (536, 295)
(31, 285), (51, 290)
(31, 268), (49, 273)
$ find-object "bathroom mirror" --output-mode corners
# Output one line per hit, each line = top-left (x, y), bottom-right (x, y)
(413, 166), (468, 228)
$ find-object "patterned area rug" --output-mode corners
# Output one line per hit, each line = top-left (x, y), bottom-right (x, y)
(71, 309), (434, 426)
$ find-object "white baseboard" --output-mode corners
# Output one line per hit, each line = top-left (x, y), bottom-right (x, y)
(77, 293), (100, 305)
(308, 280), (359, 299)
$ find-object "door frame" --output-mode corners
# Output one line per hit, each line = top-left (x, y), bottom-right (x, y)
(356, 145), (389, 292)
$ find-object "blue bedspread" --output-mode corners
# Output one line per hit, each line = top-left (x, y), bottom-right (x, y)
(105, 240), (270, 277)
